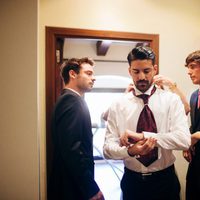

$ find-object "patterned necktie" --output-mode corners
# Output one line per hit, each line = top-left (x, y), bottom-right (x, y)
(134, 86), (158, 167)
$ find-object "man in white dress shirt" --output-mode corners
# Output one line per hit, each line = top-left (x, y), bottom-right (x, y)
(103, 46), (191, 200)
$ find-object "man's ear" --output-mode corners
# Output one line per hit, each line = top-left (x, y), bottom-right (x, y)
(153, 64), (158, 75)
(69, 69), (77, 79)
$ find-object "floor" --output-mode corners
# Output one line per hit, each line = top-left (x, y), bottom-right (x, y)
(93, 127), (124, 200)
(95, 160), (124, 200)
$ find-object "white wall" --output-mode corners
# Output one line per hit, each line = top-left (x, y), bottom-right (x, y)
(40, 1), (200, 199)
(0, 1), (39, 200)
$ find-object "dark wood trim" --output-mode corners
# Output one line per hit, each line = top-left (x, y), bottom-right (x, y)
(45, 26), (159, 181)
(45, 27), (56, 181)
(96, 40), (112, 56)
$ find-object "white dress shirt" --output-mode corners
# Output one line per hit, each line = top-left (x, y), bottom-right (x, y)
(103, 84), (191, 173)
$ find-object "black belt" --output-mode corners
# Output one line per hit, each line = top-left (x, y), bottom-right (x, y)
(124, 165), (175, 179)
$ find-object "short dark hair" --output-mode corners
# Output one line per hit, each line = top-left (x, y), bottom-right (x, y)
(127, 46), (156, 65)
(185, 50), (200, 67)
(60, 57), (94, 84)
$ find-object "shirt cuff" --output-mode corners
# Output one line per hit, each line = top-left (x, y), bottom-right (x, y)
(143, 131), (157, 138)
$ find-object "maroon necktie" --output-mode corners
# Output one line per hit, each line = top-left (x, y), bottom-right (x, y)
(134, 86), (158, 167)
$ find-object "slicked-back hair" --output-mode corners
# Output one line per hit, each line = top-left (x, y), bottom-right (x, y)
(185, 50), (200, 67)
(127, 46), (156, 66)
(60, 57), (95, 84)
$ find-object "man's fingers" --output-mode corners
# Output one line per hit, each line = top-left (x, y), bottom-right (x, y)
(140, 138), (156, 155)
(120, 135), (130, 147)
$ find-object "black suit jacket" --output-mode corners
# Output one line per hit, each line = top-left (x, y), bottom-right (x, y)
(48, 89), (99, 200)
(187, 89), (200, 181)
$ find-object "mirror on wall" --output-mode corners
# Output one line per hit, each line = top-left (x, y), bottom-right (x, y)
(45, 27), (159, 183)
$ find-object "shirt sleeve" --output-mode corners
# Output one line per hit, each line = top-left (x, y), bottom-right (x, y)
(103, 103), (130, 160)
(144, 94), (191, 150)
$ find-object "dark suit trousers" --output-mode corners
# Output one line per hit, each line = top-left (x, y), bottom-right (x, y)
(121, 165), (180, 200)
(186, 153), (200, 200)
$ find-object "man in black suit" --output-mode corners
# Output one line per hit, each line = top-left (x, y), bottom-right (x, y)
(183, 50), (200, 200)
(48, 57), (104, 200)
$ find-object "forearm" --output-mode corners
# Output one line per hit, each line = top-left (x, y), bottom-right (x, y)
(103, 139), (129, 160)
(192, 131), (200, 139)
(157, 95), (190, 149)
(191, 131), (200, 145)
(144, 117), (190, 150)
(169, 83), (190, 115)
(153, 75), (190, 115)
(146, 130), (191, 150)
(103, 109), (130, 159)
(143, 103), (190, 150)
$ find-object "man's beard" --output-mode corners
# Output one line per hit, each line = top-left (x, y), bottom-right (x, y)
(135, 80), (151, 93)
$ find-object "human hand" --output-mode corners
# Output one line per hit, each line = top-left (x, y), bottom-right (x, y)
(153, 74), (175, 89)
(89, 191), (105, 200)
(120, 129), (144, 147)
(127, 138), (157, 156)
(125, 83), (134, 93)
(191, 131), (200, 146)
(183, 150), (192, 163)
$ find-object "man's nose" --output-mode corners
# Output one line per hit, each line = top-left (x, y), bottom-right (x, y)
(138, 72), (145, 80)
(92, 75), (96, 82)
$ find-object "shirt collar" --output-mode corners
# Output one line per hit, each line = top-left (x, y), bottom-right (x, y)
(133, 84), (155, 96)
(64, 87), (81, 96)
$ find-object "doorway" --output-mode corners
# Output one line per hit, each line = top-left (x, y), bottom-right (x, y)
(45, 26), (159, 197)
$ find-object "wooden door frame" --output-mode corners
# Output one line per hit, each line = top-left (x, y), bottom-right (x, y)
(45, 26), (159, 181)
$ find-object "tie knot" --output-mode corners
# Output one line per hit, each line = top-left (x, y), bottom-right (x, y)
(137, 94), (149, 104)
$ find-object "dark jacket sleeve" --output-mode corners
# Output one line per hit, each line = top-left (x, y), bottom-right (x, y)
(190, 89), (198, 133)
(53, 94), (100, 199)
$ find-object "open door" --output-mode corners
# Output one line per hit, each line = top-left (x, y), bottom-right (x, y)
(45, 27), (159, 197)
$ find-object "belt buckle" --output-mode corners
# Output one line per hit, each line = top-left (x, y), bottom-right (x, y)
(141, 173), (152, 179)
